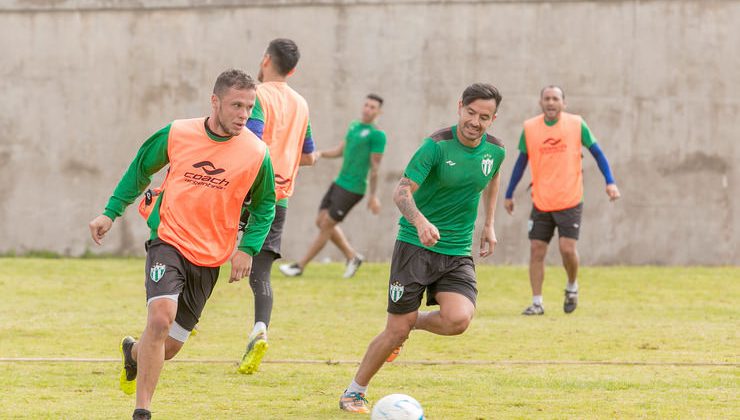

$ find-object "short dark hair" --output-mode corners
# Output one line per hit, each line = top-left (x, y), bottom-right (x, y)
(540, 85), (565, 100)
(213, 69), (256, 97)
(366, 93), (384, 106)
(266, 38), (300, 76)
(461, 83), (502, 108)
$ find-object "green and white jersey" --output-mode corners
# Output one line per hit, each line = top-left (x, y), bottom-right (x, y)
(397, 126), (506, 256)
(334, 120), (387, 195)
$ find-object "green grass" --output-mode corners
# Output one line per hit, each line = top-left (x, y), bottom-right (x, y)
(0, 260), (737, 419)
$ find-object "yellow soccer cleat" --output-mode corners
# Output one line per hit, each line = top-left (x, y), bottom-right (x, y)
(237, 331), (268, 374)
(119, 336), (137, 395)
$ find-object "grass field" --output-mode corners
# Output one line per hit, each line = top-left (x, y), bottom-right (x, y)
(0, 259), (737, 419)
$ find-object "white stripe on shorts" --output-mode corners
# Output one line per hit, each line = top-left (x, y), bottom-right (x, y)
(168, 321), (190, 343)
(147, 294), (179, 306)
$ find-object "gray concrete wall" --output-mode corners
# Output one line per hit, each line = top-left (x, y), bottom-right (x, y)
(0, 0), (737, 265)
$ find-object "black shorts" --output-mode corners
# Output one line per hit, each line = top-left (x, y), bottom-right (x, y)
(240, 204), (287, 258)
(387, 240), (477, 314)
(528, 202), (583, 243)
(144, 238), (220, 332)
(319, 183), (363, 222)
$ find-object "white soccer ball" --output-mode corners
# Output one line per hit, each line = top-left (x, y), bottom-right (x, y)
(371, 393), (425, 420)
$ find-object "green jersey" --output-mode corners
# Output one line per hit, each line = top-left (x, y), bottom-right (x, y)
(398, 126), (506, 256)
(103, 123), (276, 256)
(334, 120), (387, 195)
(518, 118), (596, 153)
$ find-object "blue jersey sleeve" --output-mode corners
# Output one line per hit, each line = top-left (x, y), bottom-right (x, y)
(588, 143), (615, 184)
(246, 119), (264, 140)
(505, 152), (529, 199)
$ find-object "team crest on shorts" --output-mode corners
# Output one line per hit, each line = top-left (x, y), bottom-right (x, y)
(389, 281), (404, 303)
(150, 262), (166, 283)
(481, 154), (494, 176)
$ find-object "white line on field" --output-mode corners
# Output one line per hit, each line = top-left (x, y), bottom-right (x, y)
(0, 358), (736, 367)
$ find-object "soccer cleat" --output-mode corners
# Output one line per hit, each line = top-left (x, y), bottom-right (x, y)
(278, 263), (303, 277)
(521, 304), (545, 316)
(119, 336), (137, 395)
(339, 390), (370, 413)
(386, 346), (402, 363)
(343, 254), (364, 279)
(564, 289), (578, 313)
(237, 330), (268, 374)
(132, 408), (151, 420)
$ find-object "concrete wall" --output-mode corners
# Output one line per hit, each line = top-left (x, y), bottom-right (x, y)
(0, 0), (737, 265)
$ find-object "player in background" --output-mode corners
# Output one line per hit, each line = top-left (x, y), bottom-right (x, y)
(504, 85), (620, 316)
(236, 38), (317, 374)
(89, 69), (276, 420)
(339, 83), (506, 413)
(279, 94), (387, 279)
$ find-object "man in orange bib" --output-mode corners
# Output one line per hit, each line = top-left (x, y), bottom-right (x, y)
(88, 69), (276, 420)
(504, 86), (620, 316)
(236, 38), (317, 375)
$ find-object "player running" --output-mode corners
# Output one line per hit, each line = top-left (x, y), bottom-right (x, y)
(339, 83), (506, 413)
(236, 38), (317, 375)
(88, 69), (276, 420)
(279, 93), (387, 279)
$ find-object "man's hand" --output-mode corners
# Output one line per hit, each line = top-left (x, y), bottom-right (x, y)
(416, 219), (440, 247)
(89, 215), (113, 245)
(229, 250), (253, 283)
(367, 195), (381, 215)
(504, 198), (515, 215)
(479, 225), (497, 258)
(606, 184), (621, 201)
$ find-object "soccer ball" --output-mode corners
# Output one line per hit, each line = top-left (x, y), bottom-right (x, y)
(371, 393), (425, 420)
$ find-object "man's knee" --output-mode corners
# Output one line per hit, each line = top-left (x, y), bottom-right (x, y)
(384, 314), (416, 346)
(445, 312), (473, 335)
(530, 240), (548, 261)
(315, 210), (332, 229)
(147, 300), (176, 337)
(559, 239), (578, 258)
(385, 326), (411, 347)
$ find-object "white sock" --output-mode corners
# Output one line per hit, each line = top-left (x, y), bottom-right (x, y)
(566, 281), (579, 292)
(347, 379), (368, 395)
(252, 322), (267, 336)
(533, 295), (543, 306)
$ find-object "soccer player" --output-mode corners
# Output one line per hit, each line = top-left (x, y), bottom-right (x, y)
(339, 83), (506, 413)
(88, 69), (276, 420)
(279, 94), (387, 279)
(236, 38), (317, 374)
(504, 85), (620, 316)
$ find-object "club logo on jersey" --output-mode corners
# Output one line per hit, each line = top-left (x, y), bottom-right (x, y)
(150, 263), (166, 283)
(481, 154), (494, 176)
(445, 160), (456, 166)
(184, 161), (229, 189)
(389, 281), (404, 303)
(360, 128), (371, 137)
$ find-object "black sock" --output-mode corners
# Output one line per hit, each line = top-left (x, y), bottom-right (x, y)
(249, 251), (276, 326)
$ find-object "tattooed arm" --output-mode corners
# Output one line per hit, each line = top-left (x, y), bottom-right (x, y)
(393, 177), (440, 247)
